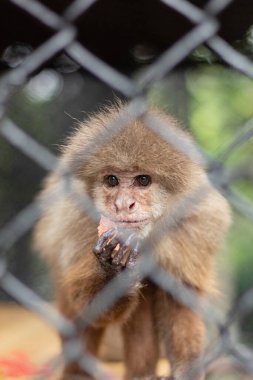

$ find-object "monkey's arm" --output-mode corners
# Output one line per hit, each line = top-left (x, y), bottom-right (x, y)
(154, 188), (230, 380)
(56, 250), (140, 323)
(153, 190), (231, 380)
(156, 189), (231, 293)
(34, 196), (140, 322)
(156, 290), (205, 380)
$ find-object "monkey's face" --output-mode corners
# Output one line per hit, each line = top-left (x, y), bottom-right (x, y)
(92, 169), (168, 237)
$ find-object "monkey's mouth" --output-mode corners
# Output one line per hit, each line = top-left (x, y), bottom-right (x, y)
(115, 219), (149, 228)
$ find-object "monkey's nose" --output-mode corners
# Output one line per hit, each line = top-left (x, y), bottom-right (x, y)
(114, 198), (136, 213)
(129, 202), (135, 210)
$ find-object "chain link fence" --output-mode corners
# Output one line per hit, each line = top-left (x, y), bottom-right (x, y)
(0, 0), (253, 379)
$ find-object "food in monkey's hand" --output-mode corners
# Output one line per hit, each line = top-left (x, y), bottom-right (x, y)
(97, 215), (117, 237)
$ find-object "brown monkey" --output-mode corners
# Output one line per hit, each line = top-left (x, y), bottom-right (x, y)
(34, 104), (231, 380)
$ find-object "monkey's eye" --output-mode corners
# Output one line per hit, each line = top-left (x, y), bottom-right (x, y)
(104, 175), (119, 187)
(134, 175), (152, 187)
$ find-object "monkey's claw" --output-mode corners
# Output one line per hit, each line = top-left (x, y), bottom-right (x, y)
(93, 229), (139, 273)
(93, 228), (118, 265)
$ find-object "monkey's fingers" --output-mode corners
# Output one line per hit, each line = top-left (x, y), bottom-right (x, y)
(93, 228), (117, 255)
(104, 236), (121, 257)
(93, 230), (122, 270)
(112, 233), (135, 266)
(112, 245), (129, 266)
(125, 240), (140, 269)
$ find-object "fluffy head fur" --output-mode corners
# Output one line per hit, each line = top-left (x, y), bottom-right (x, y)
(61, 105), (204, 195)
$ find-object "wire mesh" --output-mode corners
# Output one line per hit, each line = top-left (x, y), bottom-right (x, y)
(0, 0), (253, 379)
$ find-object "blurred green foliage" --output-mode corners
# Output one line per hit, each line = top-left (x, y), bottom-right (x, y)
(186, 65), (253, 300)
(187, 65), (253, 157)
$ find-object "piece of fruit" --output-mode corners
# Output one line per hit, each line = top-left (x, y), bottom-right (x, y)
(98, 216), (117, 236)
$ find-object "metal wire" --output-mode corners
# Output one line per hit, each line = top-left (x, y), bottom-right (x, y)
(0, 0), (253, 379)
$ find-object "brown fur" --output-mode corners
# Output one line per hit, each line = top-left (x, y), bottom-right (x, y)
(33, 104), (231, 380)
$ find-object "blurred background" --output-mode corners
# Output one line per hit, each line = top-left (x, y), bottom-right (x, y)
(0, 0), (253, 378)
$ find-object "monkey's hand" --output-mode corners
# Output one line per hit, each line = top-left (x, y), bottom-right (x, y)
(93, 228), (139, 274)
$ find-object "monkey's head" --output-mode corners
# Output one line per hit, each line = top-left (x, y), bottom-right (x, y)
(62, 105), (206, 237)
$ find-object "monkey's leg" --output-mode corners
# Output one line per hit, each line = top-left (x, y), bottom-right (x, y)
(61, 326), (105, 380)
(160, 294), (205, 380)
(122, 288), (160, 380)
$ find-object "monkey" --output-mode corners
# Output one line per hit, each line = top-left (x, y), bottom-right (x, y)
(33, 103), (231, 380)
